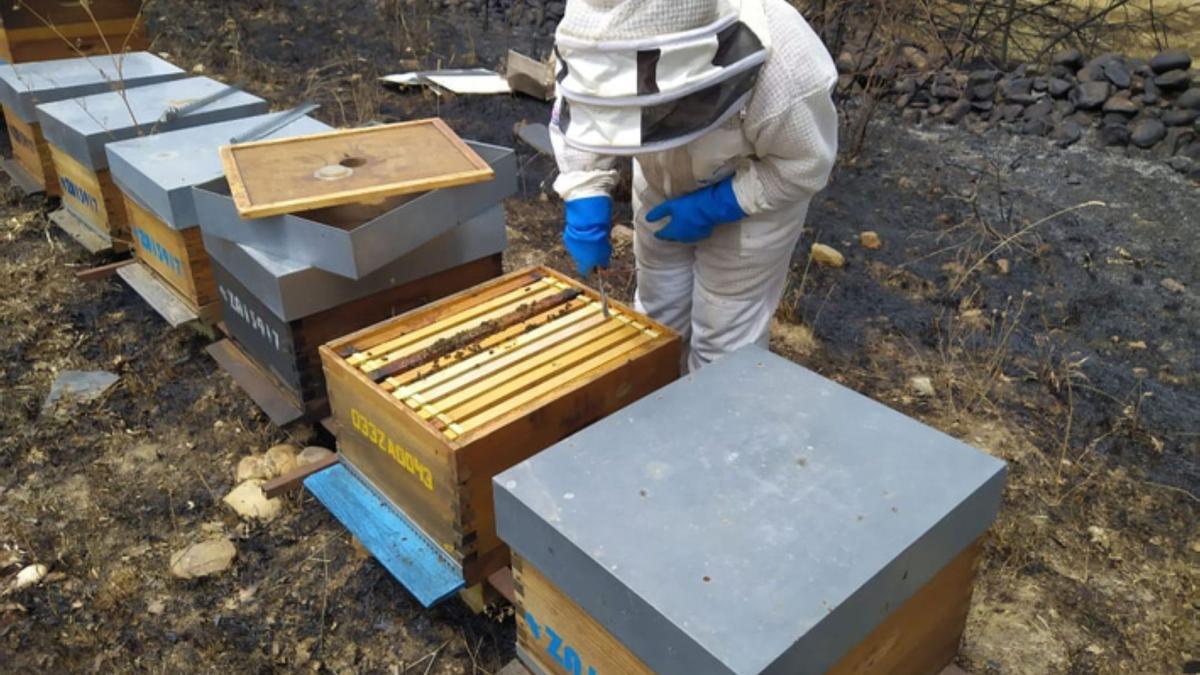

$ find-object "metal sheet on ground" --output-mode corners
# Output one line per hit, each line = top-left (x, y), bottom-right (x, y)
(48, 208), (111, 253)
(116, 262), (199, 328)
(304, 462), (466, 607)
(205, 338), (304, 427)
(0, 157), (44, 194)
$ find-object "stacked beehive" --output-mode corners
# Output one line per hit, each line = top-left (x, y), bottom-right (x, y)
(0, 0), (148, 63)
(192, 120), (516, 424)
(0, 52), (184, 194)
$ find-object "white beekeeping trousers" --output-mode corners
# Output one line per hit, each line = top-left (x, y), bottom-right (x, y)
(632, 160), (811, 372)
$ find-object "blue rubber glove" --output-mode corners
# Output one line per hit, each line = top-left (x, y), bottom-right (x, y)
(647, 176), (746, 244)
(564, 195), (613, 276)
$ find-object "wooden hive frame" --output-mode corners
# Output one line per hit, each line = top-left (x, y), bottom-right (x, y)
(0, 1), (147, 63)
(321, 266), (682, 586)
(3, 105), (58, 194)
(124, 195), (220, 319)
(513, 541), (984, 675)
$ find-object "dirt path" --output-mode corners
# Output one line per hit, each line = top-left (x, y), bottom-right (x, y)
(1, 2), (1196, 673)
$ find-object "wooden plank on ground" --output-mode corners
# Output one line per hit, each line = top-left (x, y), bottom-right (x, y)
(206, 338), (305, 427)
(220, 119), (494, 218)
(75, 258), (134, 282)
(263, 453), (338, 498)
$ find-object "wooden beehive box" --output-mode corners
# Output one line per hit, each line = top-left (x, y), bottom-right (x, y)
(0, 1), (148, 63)
(494, 347), (1007, 675)
(321, 266), (682, 586)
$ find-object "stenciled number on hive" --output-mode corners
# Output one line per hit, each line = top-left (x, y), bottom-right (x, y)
(133, 226), (184, 276)
(59, 176), (99, 213)
(524, 611), (597, 675)
(349, 409), (434, 491)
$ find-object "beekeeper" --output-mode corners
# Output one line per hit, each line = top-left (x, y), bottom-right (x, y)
(551, 0), (839, 371)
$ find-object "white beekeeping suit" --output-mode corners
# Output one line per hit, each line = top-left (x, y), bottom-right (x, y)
(551, 0), (839, 372)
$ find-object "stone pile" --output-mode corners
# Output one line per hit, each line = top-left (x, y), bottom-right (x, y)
(876, 47), (1200, 179)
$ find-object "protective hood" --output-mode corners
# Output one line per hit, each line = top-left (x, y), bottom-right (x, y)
(553, 0), (771, 156)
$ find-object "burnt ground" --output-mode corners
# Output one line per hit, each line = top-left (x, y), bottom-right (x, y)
(1, 1), (1197, 673)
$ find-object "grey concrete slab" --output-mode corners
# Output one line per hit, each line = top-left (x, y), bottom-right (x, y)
(106, 112), (332, 229)
(35, 76), (268, 170)
(494, 347), (1007, 675)
(201, 203), (508, 322)
(0, 52), (184, 123)
(192, 141), (516, 280)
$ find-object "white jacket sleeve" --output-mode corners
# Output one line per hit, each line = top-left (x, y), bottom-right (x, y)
(550, 99), (620, 202)
(731, 81), (838, 216)
(729, 0), (840, 216)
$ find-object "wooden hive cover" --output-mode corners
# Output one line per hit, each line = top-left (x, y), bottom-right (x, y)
(337, 267), (674, 441)
(219, 119), (494, 218)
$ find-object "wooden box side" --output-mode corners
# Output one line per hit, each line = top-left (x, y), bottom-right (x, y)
(514, 554), (654, 675)
(3, 105), (56, 192)
(514, 541), (982, 675)
(125, 195), (217, 308)
(0, 18), (147, 62)
(49, 143), (129, 241)
(321, 342), (465, 559)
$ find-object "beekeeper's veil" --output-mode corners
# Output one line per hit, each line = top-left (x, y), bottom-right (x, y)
(553, 0), (771, 155)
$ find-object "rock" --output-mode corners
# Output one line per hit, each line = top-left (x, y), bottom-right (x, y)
(1053, 121), (1083, 147)
(1070, 81), (1110, 110)
(968, 69), (999, 85)
(1164, 128), (1197, 154)
(1181, 141), (1200, 162)
(1103, 60), (1132, 89)
(1032, 77), (1048, 92)
(43, 370), (119, 413)
(1161, 278), (1186, 294)
(1077, 63), (1106, 82)
(169, 539), (236, 580)
(236, 455), (273, 483)
(1155, 70), (1191, 91)
(1177, 88), (1200, 110)
(1048, 78), (1073, 98)
(893, 77), (917, 97)
(1024, 99), (1054, 120)
(1022, 118), (1052, 136)
(909, 376), (936, 398)
(1052, 48), (1084, 69)
(943, 99), (971, 123)
(1130, 118), (1167, 148)
(1003, 77), (1034, 97)
(1000, 103), (1024, 122)
(223, 480), (283, 522)
(970, 99), (995, 112)
(297, 446), (335, 467)
(810, 243), (845, 268)
(901, 45), (929, 71)
(1163, 108), (1199, 126)
(968, 81), (996, 101)
(10, 564), (48, 592)
(191, 63), (206, 74)
(1166, 156), (1194, 174)
(265, 444), (299, 477)
(1102, 95), (1139, 115)
(859, 231), (882, 249)
(1100, 124), (1131, 146)
(931, 84), (960, 100)
(996, 259), (1011, 274)
(1150, 49), (1192, 74)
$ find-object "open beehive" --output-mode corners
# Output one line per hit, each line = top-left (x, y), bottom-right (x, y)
(321, 266), (681, 586)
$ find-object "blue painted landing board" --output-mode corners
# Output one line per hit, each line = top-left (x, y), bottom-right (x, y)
(305, 463), (465, 607)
